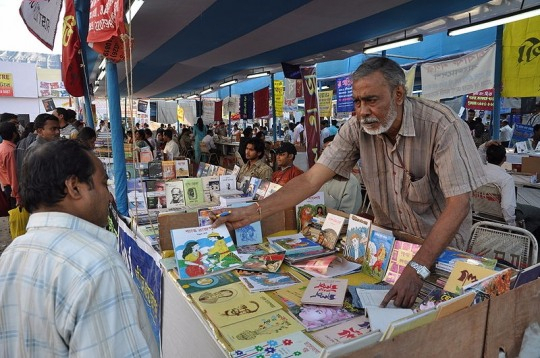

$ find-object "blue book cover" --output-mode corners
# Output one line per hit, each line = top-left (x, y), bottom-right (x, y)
(361, 225), (395, 281)
(231, 202), (263, 246)
(268, 233), (323, 255)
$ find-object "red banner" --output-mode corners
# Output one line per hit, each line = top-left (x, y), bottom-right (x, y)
(61, 0), (85, 97)
(465, 89), (494, 110)
(214, 101), (223, 121)
(87, 0), (128, 63)
(301, 66), (320, 168)
(254, 87), (270, 118)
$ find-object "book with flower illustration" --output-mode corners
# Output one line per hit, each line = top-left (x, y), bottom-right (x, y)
(310, 315), (371, 347)
(383, 240), (422, 285)
(229, 331), (322, 358)
(361, 225), (395, 281)
(191, 282), (281, 328)
(171, 224), (243, 279)
(301, 277), (348, 307)
(220, 310), (304, 350)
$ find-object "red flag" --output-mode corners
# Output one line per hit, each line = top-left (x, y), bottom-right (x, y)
(254, 87), (269, 118)
(87, 0), (128, 63)
(301, 66), (320, 168)
(61, 0), (85, 97)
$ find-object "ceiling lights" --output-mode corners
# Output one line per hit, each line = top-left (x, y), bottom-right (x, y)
(363, 35), (423, 54)
(448, 5), (540, 36)
(219, 79), (238, 87)
(97, 70), (106, 81)
(199, 87), (214, 95)
(126, 0), (145, 24)
(187, 94), (198, 99)
(246, 70), (270, 79)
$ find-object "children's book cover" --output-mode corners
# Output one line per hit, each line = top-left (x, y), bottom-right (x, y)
(202, 175), (220, 203)
(310, 315), (371, 347)
(463, 268), (512, 302)
(220, 310), (304, 350)
(343, 214), (371, 264)
(183, 177), (205, 206)
(383, 240), (422, 285)
(165, 180), (185, 209)
(288, 304), (357, 331)
(267, 234), (323, 255)
(177, 271), (239, 295)
(301, 277), (348, 307)
(236, 242), (276, 255)
(231, 202), (263, 246)
(162, 160), (176, 180)
(229, 331), (323, 358)
(443, 261), (497, 294)
(240, 252), (286, 273)
(238, 271), (302, 292)
(318, 213), (346, 250)
(148, 161), (163, 179)
(254, 179), (271, 200)
(414, 287), (456, 312)
(361, 225), (395, 281)
(175, 159), (190, 177)
(295, 192), (325, 232)
(171, 224), (242, 279)
(246, 177), (262, 198)
(191, 282), (281, 328)
(197, 208), (213, 226)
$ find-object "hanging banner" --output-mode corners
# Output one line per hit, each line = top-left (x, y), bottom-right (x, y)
(214, 101), (223, 121)
(87, 0), (128, 63)
(274, 81), (284, 117)
(61, 0), (85, 97)
(404, 64), (417, 95)
(318, 90), (333, 117)
(465, 89), (494, 110)
(254, 87), (269, 118)
(202, 100), (216, 124)
(117, 219), (162, 347)
(177, 106), (185, 123)
(284, 78), (302, 100)
(0, 73), (14, 97)
(421, 43), (496, 101)
(502, 17), (540, 97)
(336, 75), (353, 113)
(283, 98), (298, 112)
(301, 66), (320, 168)
(239, 93), (254, 119)
(19, 0), (63, 51)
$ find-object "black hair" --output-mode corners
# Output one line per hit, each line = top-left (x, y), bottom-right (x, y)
(486, 145), (506, 166)
(137, 129), (153, 151)
(21, 140), (96, 213)
(182, 241), (199, 258)
(0, 122), (17, 141)
(533, 124), (540, 132)
(33, 113), (58, 129)
(246, 137), (265, 159)
(55, 107), (67, 117)
(243, 127), (253, 137)
(0, 112), (17, 123)
(207, 129), (213, 135)
(77, 127), (96, 147)
(144, 128), (153, 137)
(164, 129), (173, 139)
(65, 109), (77, 122)
(196, 117), (204, 131)
(323, 135), (335, 144)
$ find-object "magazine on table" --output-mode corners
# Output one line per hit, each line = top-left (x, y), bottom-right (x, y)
(292, 255), (361, 278)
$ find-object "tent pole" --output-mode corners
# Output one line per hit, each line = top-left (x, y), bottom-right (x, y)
(271, 73), (277, 142)
(492, 26), (503, 141)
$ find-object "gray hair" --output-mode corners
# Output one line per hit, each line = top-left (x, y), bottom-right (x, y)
(352, 57), (407, 95)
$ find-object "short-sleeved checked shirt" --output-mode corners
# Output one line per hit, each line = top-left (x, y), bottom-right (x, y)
(319, 97), (488, 250)
(0, 212), (159, 357)
(238, 159), (273, 182)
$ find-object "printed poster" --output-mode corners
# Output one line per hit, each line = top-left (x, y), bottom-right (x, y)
(336, 75), (353, 113)
(318, 90), (333, 118)
(0, 73), (14, 97)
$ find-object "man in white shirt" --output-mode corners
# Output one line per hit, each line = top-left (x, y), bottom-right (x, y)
(202, 129), (217, 151)
(163, 129), (180, 160)
(499, 119), (513, 148)
(292, 116), (305, 144)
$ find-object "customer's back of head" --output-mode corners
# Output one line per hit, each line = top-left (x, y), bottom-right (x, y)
(0, 121), (17, 142)
(486, 144), (506, 166)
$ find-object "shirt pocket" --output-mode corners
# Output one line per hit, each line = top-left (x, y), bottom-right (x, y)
(407, 175), (434, 214)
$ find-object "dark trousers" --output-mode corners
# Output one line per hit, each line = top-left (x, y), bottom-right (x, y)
(3, 185), (16, 210)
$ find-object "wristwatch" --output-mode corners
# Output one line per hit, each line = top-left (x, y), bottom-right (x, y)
(408, 260), (431, 280)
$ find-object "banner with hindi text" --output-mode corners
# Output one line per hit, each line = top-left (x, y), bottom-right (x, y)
(301, 66), (320, 168)
(274, 80), (284, 117)
(336, 75), (353, 113)
(421, 44), (495, 101)
(502, 17), (540, 97)
(465, 89), (494, 110)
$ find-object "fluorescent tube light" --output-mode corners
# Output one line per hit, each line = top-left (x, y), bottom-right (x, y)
(199, 87), (214, 95)
(98, 58), (106, 70)
(219, 79), (238, 87)
(187, 94), (198, 99)
(364, 35), (423, 54)
(320, 85), (330, 90)
(448, 5), (540, 36)
(94, 86), (99, 93)
(126, 0), (145, 24)
(97, 70), (106, 81)
(246, 71), (270, 79)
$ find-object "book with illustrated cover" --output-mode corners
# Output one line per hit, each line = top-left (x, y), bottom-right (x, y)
(196, 162), (205, 177)
(216, 166), (227, 176)
(162, 160), (176, 180)
(231, 202), (263, 246)
(208, 164), (218, 176)
(138, 162), (149, 179)
(383, 240), (422, 285)
(343, 214), (372, 264)
(414, 287), (456, 312)
(296, 192), (325, 232)
(284, 248), (335, 264)
(230, 331), (323, 358)
(362, 225), (395, 281)
(463, 267), (513, 302)
(125, 163), (138, 179)
(220, 311), (304, 350)
(267, 233), (323, 255)
(265, 182), (282, 197)
(292, 255), (361, 278)
(301, 277), (348, 307)
(145, 179), (167, 209)
(191, 282), (281, 328)
(202, 176), (220, 203)
(127, 178), (147, 213)
(201, 163), (211, 177)
(318, 213), (346, 250)
(175, 159), (189, 177)
(238, 176), (251, 193)
(219, 175), (240, 194)
(232, 165), (241, 177)
(246, 177), (262, 198)
(197, 208), (213, 226)
(254, 179), (271, 200)
(435, 248), (497, 273)
(177, 271), (239, 294)
(443, 261), (497, 294)
(240, 252), (286, 273)
(238, 271), (302, 292)
(288, 304), (358, 331)
(171, 224), (242, 279)
(139, 147), (153, 163)
(310, 315), (371, 347)
(237, 242), (276, 255)
(165, 180), (185, 209)
(183, 177), (205, 206)
(148, 161), (163, 179)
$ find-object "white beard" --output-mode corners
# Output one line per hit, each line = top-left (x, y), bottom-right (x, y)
(360, 100), (397, 135)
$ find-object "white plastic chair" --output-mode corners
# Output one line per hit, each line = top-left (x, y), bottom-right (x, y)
(471, 183), (506, 224)
(467, 221), (539, 269)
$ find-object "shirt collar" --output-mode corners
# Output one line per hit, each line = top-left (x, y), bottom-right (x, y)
(398, 98), (416, 137)
(27, 212), (117, 249)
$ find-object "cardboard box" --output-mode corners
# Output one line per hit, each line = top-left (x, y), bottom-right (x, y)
(521, 156), (540, 175)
